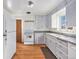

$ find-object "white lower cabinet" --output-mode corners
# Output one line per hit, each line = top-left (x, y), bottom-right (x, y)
(68, 43), (76, 59)
(45, 34), (56, 56)
(56, 48), (68, 59)
(45, 34), (76, 59)
(56, 38), (68, 59)
(35, 33), (45, 44)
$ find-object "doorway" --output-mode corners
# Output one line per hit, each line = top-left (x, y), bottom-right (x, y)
(16, 20), (22, 43)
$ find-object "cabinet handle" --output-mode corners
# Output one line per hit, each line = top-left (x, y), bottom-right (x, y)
(3, 34), (7, 36)
(70, 45), (75, 49)
(5, 38), (7, 40)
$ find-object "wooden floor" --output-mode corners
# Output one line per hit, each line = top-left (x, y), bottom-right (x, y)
(12, 42), (46, 59)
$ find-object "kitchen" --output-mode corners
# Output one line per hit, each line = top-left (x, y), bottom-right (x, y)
(3, 0), (76, 59)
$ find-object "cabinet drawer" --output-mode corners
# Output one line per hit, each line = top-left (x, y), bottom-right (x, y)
(58, 52), (68, 59)
(68, 43), (76, 59)
(56, 48), (68, 59)
(57, 39), (68, 47)
(56, 43), (68, 55)
(59, 51), (68, 59)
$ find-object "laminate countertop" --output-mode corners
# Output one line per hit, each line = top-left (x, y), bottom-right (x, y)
(46, 33), (76, 44)
(33, 29), (76, 38)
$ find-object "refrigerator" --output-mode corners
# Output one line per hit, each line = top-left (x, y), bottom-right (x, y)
(3, 10), (16, 59)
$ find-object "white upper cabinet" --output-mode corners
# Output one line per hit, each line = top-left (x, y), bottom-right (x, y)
(24, 21), (34, 31)
(35, 16), (47, 29)
(66, 0), (76, 27)
(66, 0), (74, 4)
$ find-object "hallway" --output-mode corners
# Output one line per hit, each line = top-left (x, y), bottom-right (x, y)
(12, 43), (46, 59)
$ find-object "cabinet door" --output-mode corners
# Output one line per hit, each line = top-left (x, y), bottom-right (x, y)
(35, 33), (45, 44)
(45, 34), (56, 56)
(45, 34), (48, 45)
(51, 38), (56, 56)
(66, 0), (76, 27)
(46, 35), (51, 48)
(57, 51), (68, 59)
(68, 43), (76, 59)
(56, 38), (68, 59)
(24, 21), (34, 31)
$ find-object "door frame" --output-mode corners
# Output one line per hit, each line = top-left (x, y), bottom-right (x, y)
(16, 19), (22, 43)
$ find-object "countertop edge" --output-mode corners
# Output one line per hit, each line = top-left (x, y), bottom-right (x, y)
(46, 33), (76, 45)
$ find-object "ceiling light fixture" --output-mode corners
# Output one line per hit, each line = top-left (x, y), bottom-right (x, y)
(27, 1), (34, 7)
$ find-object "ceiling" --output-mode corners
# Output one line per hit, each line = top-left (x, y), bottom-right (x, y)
(3, 0), (65, 15)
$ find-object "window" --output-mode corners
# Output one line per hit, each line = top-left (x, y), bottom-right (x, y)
(51, 7), (66, 29)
